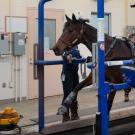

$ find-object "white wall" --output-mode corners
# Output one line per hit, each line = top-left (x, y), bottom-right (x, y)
(45, 0), (127, 36)
(0, 58), (14, 100)
(0, 0), (10, 31)
(0, 0), (30, 101)
(105, 0), (126, 36)
(2, 0), (127, 36)
(127, 0), (135, 26)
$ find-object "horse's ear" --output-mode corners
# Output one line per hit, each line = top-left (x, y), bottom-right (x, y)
(65, 14), (71, 22)
(72, 13), (77, 22)
(85, 19), (90, 23)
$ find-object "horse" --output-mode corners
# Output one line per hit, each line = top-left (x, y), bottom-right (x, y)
(53, 14), (133, 115)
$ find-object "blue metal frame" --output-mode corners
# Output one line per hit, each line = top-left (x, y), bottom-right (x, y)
(38, 1), (88, 132)
(97, 0), (109, 135)
(35, 58), (86, 66)
(38, 0), (134, 134)
(97, 1), (135, 134)
(37, 0), (108, 134)
(38, 0), (52, 132)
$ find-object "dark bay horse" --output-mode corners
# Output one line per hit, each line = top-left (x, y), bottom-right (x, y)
(53, 14), (133, 115)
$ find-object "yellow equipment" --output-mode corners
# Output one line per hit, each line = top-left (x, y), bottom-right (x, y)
(0, 107), (22, 133)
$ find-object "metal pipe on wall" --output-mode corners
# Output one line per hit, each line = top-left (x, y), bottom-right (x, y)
(9, 0), (16, 102)
(15, 56), (18, 102)
(15, 56), (22, 102)
(19, 56), (22, 102)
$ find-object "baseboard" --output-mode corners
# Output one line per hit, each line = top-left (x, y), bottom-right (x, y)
(0, 97), (27, 105)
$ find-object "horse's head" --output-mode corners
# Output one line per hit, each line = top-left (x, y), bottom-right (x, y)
(53, 14), (89, 55)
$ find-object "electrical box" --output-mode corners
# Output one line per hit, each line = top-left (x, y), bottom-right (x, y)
(0, 34), (10, 55)
(12, 33), (25, 56)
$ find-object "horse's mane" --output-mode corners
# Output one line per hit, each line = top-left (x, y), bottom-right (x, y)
(78, 18), (112, 40)
(78, 18), (89, 24)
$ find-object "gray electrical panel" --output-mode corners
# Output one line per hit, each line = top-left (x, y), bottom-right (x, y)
(0, 34), (9, 55)
(12, 33), (25, 56)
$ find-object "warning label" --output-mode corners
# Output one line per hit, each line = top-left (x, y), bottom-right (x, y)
(98, 18), (104, 41)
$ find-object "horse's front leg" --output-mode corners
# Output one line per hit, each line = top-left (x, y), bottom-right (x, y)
(57, 73), (92, 115)
(108, 91), (116, 114)
(106, 67), (123, 117)
(108, 89), (130, 116)
(124, 88), (131, 102)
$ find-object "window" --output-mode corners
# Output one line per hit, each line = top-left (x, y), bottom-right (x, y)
(36, 19), (56, 52)
(90, 12), (111, 35)
(6, 16), (27, 33)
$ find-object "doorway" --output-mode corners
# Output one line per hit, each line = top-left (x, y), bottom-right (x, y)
(27, 8), (64, 99)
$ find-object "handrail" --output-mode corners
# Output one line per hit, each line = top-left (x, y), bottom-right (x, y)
(35, 58), (86, 65)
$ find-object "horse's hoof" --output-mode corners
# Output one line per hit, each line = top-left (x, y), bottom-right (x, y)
(124, 96), (129, 102)
(57, 105), (68, 115)
(124, 99), (129, 102)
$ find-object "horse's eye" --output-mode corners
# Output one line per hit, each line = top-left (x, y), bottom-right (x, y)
(68, 29), (73, 32)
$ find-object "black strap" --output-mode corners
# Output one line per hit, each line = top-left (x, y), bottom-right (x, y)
(105, 38), (117, 58)
(127, 41), (135, 57)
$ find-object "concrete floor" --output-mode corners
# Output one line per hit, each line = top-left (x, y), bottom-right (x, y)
(0, 88), (135, 134)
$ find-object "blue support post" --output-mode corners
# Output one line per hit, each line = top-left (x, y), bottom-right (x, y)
(38, 0), (45, 132)
(97, 0), (108, 135)
(38, 0), (52, 132)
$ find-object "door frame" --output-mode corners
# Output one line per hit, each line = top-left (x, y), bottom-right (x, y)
(27, 8), (64, 99)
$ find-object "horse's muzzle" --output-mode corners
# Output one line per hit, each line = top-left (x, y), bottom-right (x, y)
(53, 47), (61, 56)
(57, 105), (68, 115)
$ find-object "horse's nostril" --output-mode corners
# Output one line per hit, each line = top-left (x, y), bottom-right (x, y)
(52, 48), (56, 52)
(53, 48), (59, 55)
(50, 47), (53, 50)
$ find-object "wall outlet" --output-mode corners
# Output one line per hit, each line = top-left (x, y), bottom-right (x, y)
(2, 83), (6, 88)
(9, 82), (14, 88)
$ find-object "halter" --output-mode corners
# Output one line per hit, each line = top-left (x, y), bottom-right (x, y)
(59, 24), (84, 49)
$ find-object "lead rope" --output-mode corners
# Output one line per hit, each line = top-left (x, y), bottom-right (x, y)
(93, 123), (95, 135)
(80, 62), (87, 79)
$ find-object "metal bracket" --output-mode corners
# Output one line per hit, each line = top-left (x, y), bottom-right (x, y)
(98, 82), (110, 96)
(33, 43), (38, 79)
(131, 5), (135, 8)
(92, 43), (98, 87)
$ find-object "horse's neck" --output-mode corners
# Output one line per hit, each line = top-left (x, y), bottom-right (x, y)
(80, 24), (131, 60)
(81, 24), (113, 53)
(81, 25), (97, 52)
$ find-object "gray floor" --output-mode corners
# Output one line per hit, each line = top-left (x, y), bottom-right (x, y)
(0, 88), (135, 134)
